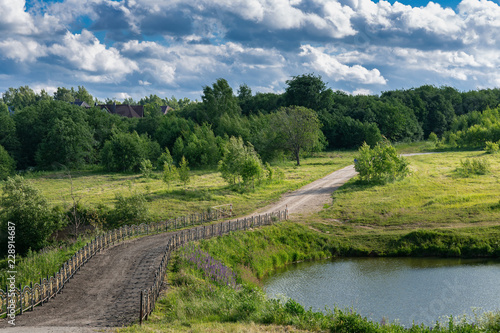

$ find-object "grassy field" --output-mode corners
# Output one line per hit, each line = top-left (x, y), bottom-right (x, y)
(7, 151), (356, 221)
(317, 151), (500, 228)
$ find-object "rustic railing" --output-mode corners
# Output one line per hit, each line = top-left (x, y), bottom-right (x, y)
(0, 209), (228, 318)
(139, 208), (289, 324)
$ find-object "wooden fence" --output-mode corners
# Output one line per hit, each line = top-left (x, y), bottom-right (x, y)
(0, 209), (229, 318)
(139, 209), (289, 324)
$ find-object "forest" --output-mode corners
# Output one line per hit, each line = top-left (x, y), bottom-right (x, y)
(1, 73), (500, 180)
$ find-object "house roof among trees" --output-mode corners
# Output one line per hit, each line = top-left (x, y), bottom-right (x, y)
(98, 104), (144, 118)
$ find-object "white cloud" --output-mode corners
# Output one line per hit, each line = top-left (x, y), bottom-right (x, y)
(142, 59), (176, 84)
(50, 30), (138, 81)
(0, 38), (47, 62)
(299, 45), (387, 85)
(0, 0), (35, 34)
(352, 88), (372, 95)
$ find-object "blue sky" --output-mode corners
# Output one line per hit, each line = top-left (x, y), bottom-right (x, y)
(1, 0), (500, 101)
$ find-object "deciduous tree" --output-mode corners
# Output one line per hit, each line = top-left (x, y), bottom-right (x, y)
(272, 106), (323, 165)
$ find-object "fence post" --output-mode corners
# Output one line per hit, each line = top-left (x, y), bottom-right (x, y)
(139, 290), (143, 325)
(19, 283), (23, 315)
(30, 281), (34, 311)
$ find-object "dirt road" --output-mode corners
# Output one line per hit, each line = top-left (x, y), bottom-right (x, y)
(0, 164), (360, 332)
(259, 165), (357, 216)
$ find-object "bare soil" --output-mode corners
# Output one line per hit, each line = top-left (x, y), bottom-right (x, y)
(0, 165), (360, 332)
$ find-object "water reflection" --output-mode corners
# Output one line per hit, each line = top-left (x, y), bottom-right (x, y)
(263, 257), (500, 326)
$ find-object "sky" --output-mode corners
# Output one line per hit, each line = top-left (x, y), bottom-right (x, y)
(1, 0), (500, 102)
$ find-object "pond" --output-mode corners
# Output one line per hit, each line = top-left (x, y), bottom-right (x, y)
(263, 257), (500, 327)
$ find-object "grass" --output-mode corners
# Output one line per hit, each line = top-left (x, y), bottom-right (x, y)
(2, 151), (356, 221)
(318, 151), (500, 228)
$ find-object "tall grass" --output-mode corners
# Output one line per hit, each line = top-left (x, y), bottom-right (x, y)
(0, 237), (89, 287)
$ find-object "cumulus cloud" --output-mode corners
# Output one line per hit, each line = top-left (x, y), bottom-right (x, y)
(0, 38), (47, 62)
(50, 30), (138, 82)
(0, 0), (35, 34)
(299, 45), (387, 85)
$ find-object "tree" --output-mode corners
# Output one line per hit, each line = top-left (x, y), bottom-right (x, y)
(354, 141), (410, 184)
(201, 78), (241, 134)
(272, 106), (323, 165)
(101, 131), (146, 172)
(162, 161), (178, 189)
(284, 73), (333, 111)
(54, 87), (76, 102)
(0, 145), (15, 180)
(36, 117), (95, 168)
(218, 136), (264, 187)
(0, 176), (64, 254)
(0, 105), (20, 158)
(2, 86), (37, 111)
(178, 156), (190, 188)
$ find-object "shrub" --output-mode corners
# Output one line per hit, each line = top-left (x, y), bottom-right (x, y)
(484, 141), (500, 154)
(140, 159), (153, 178)
(106, 191), (148, 227)
(354, 141), (410, 184)
(0, 176), (65, 255)
(457, 158), (490, 177)
(219, 136), (264, 187)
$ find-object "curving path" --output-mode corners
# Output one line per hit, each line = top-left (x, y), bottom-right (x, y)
(0, 161), (370, 332)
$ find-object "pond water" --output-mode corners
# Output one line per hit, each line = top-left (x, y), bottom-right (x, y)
(263, 257), (500, 327)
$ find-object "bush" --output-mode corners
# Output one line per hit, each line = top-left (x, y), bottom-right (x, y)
(219, 136), (264, 187)
(484, 141), (500, 154)
(354, 141), (410, 184)
(106, 191), (148, 227)
(140, 159), (153, 178)
(457, 158), (490, 177)
(0, 176), (65, 255)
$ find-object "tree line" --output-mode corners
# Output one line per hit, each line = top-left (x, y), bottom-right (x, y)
(1, 74), (500, 180)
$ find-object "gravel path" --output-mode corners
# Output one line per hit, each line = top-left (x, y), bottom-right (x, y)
(0, 163), (362, 332)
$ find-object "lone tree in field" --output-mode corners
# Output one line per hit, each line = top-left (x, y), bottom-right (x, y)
(272, 106), (323, 166)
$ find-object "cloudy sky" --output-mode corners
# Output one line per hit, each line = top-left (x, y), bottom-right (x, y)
(1, 0), (500, 101)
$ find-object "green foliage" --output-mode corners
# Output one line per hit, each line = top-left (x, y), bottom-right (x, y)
(391, 229), (499, 257)
(457, 158), (491, 177)
(101, 131), (157, 172)
(178, 156), (190, 188)
(484, 141), (500, 154)
(162, 161), (178, 189)
(106, 191), (148, 227)
(0, 144), (15, 180)
(219, 137), (264, 187)
(428, 132), (438, 143)
(0, 176), (64, 255)
(273, 106), (324, 165)
(180, 123), (222, 167)
(156, 147), (174, 169)
(36, 116), (95, 168)
(284, 73), (333, 111)
(355, 141), (410, 184)
(140, 159), (153, 178)
(201, 78), (241, 134)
